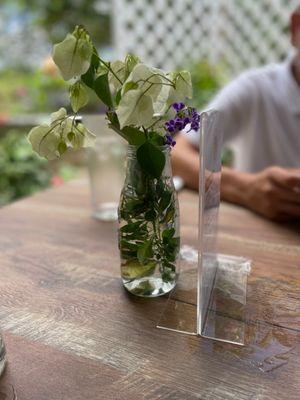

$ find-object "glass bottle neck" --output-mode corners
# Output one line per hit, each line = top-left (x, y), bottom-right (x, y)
(125, 145), (172, 179)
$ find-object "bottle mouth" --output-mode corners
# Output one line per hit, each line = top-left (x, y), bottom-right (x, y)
(127, 144), (170, 154)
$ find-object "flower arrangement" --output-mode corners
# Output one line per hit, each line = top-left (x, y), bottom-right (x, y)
(28, 25), (198, 176)
(28, 25), (200, 297)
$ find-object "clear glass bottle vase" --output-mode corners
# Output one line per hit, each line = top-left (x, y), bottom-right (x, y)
(118, 145), (180, 297)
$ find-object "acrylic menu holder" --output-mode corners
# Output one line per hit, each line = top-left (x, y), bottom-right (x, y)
(157, 109), (251, 345)
(0, 331), (6, 376)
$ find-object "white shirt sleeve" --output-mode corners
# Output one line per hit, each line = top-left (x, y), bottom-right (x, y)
(186, 71), (257, 148)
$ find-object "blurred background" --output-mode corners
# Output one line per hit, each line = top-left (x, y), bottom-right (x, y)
(0, 0), (298, 206)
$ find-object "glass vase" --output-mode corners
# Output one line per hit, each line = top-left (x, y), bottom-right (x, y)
(118, 145), (180, 297)
(0, 332), (6, 377)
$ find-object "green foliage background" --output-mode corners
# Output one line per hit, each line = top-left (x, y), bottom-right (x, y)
(0, 131), (51, 206)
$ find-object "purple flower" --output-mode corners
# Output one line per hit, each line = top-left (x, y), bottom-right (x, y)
(165, 121), (175, 132)
(166, 134), (176, 147)
(172, 102), (185, 111)
(191, 121), (199, 131)
(164, 103), (200, 146)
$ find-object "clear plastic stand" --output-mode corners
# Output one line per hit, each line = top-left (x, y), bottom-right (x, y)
(0, 332), (6, 376)
(157, 110), (251, 345)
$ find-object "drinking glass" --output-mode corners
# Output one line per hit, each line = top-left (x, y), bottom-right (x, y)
(83, 114), (126, 221)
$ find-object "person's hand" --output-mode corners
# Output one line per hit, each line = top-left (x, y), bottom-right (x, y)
(243, 166), (300, 221)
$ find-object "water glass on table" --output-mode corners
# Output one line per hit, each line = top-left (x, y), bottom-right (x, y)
(83, 114), (126, 222)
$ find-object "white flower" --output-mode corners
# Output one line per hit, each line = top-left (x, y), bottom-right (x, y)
(28, 107), (95, 159)
(108, 55), (140, 94)
(108, 60), (126, 93)
(52, 29), (93, 81)
(117, 64), (170, 128)
(69, 81), (89, 112)
(116, 89), (155, 128)
(116, 63), (192, 129)
(27, 124), (61, 160)
(167, 70), (193, 104)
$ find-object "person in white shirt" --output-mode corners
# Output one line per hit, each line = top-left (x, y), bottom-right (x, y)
(172, 8), (300, 221)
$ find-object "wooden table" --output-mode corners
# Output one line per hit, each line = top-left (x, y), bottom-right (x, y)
(0, 179), (299, 400)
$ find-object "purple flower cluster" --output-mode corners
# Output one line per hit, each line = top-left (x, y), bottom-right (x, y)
(164, 103), (200, 147)
(165, 134), (176, 147)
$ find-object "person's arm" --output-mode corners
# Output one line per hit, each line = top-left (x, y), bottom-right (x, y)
(222, 166), (300, 221)
(171, 133), (199, 190)
(172, 135), (300, 221)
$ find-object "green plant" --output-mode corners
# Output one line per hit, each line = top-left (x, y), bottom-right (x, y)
(188, 60), (226, 109)
(0, 131), (51, 206)
(119, 150), (179, 288)
(0, 69), (67, 115)
(0, 130), (80, 206)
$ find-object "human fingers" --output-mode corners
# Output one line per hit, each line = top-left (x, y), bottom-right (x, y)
(269, 167), (300, 191)
(274, 184), (300, 204)
(277, 201), (300, 218)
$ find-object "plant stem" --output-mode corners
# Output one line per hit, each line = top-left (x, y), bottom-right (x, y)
(98, 56), (124, 85)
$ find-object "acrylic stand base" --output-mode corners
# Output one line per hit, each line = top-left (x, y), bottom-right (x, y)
(157, 254), (251, 345)
(0, 334), (6, 377)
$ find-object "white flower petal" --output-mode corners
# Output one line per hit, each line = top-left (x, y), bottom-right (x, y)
(117, 89), (155, 128)
(28, 124), (60, 160)
(70, 83), (89, 112)
(52, 33), (93, 81)
(50, 107), (67, 123)
(108, 60), (126, 93)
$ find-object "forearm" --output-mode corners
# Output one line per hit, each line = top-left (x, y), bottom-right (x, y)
(221, 167), (253, 206)
(171, 136), (253, 209)
(171, 134), (199, 190)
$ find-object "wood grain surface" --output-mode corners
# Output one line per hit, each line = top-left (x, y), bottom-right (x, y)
(0, 178), (299, 400)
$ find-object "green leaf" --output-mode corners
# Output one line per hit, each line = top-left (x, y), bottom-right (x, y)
(137, 240), (153, 265)
(120, 240), (138, 252)
(164, 203), (175, 223)
(107, 112), (146, 145)
(137, 141), (165, 178)
(159, 191), (172, 212)
(115, 89), (122, 105)
(162, 228), (175, 240)
(148, 131), (165, 146)
(145, 209), (156, 221)
(94, 73), (113, 107)
(121, 261), (155, 280)
(125, 198), (144, 212)
(81, 53), (100, 89)
(122, 126), (146, 146)
(120, 221), (144, 233)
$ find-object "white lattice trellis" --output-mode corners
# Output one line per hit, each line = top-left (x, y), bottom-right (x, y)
(112, 0), (300, 76)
